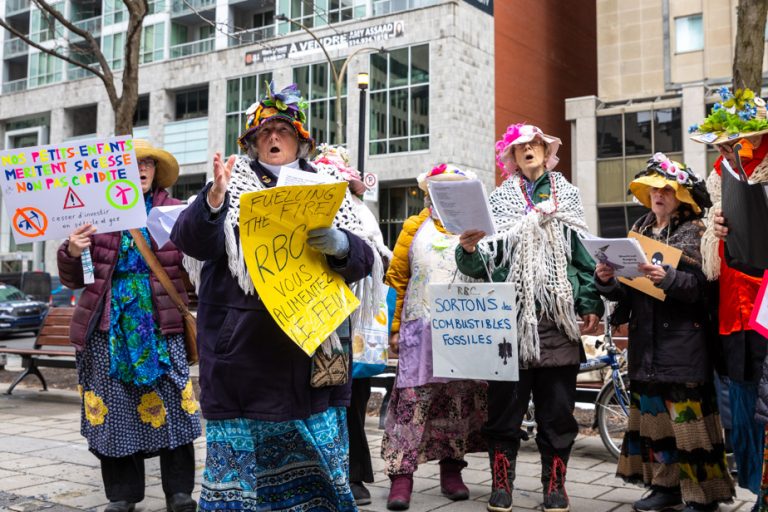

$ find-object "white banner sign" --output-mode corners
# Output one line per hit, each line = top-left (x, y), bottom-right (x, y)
(0, 136), (146, 243)
(429, 283), (518, 381)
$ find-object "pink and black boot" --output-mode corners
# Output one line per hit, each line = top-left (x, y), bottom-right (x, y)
(387, 473), (414, 511)
(439, 458), (469, 501)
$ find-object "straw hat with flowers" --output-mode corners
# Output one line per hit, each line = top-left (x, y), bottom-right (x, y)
(133, 139), (179, 189)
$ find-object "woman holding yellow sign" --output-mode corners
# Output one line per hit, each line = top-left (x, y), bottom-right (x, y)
(171, 82), (375, 511)
(594, 154), (734, 512)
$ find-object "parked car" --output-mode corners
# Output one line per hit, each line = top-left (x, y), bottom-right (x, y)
(0, 271), (51, 303)
(49, 276), (82, 308)
(0, 283), (49, 336)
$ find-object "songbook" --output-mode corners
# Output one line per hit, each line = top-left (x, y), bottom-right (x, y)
(618, 232), (682, 301)
(581, 235), (648, 279)
(721, 159), (768, 270)
(427, 180), (496, 236)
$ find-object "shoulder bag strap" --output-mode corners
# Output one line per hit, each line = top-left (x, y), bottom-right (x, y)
(128, 228), (189, 315)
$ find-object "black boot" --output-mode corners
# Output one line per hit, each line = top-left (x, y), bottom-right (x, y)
(541, 446), (570, 512)
(166, 493), (196, 512)
(487, 441), (519, 512)
(104, 502), (135, 512)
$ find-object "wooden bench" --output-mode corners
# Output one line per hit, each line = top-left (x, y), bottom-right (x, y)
(0, 307), (76, 395)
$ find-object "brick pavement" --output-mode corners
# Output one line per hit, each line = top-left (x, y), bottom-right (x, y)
(0, 386), (757, 512)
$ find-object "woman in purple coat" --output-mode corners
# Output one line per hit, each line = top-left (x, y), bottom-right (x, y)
(57, 140), (201, 512)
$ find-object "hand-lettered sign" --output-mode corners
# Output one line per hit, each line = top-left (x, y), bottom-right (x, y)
(429, 283), (518, 381)
(240, 182), (360, 356)
(0, 136), (146, 243)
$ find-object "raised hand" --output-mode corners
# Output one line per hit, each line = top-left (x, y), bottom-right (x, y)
(208, 152), (236, 209)
(459, 229), (486, 254)
(67, 224), (97, 258)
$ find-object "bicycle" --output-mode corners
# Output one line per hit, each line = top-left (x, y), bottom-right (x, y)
(522, 309), (630, 459)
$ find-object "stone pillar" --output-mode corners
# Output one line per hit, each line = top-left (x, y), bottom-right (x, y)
(150, 88), (173, 146)
(49, 107), (67, 144)
(682, 82), (707, 178)
(565, 95), (599, 233)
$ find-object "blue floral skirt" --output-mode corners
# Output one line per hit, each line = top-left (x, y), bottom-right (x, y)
(76, 331), (202, 458)
(200, 407), (356, 511)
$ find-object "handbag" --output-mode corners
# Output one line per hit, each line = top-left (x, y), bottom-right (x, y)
(129, 229), (199, 365)
(310, 347), (349, 388)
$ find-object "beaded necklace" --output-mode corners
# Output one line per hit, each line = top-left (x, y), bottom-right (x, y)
(519, 171), (558, 214)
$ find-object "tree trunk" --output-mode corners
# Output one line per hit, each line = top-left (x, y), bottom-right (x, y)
(732, 0), (768, 92)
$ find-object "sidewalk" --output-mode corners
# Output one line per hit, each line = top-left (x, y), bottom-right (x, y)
(0, 386), (757, 512)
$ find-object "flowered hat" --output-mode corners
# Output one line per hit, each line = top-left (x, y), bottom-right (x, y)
(133, 139), (179, 189)
(495, 123), (561, 177)
(689, 87), (768, 145)
(313, 143), (361, 182)
(417, 163), (477, 192)
(237, 81), (314, 151)
(628, 153), (712, 214)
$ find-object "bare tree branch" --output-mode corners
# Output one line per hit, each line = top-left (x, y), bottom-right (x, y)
(0, 15), (106, 81)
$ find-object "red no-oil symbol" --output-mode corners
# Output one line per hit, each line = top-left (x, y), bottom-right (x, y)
(63, 187), (85, 209)
(12, 207), (48, 238)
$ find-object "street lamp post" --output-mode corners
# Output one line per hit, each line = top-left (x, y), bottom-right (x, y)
(357, 72), (368, 184)
(275, 14), (384, 145)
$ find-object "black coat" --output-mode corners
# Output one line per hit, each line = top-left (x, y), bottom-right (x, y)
(171, 175), (373, 422)
(594, 221), (714, 384)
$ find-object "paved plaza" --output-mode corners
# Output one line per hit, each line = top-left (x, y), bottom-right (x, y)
(0, 381), (758, 512)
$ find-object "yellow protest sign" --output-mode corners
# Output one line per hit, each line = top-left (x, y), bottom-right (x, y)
(240, 182), (360, 356)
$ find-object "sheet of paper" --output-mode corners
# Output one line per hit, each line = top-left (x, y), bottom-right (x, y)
(427, 180), (496, 235)
(275, 167), (336, 187)
(147, 204), (188, 248)
(618, 232), (683, 301)
(580, 235), (647, 278)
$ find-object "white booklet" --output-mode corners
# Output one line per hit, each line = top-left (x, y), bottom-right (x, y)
(427, 180), (496, 236)
(580, 235), (648, 279)
(275, 167), (336, 187)
(147, 204), (188, 249)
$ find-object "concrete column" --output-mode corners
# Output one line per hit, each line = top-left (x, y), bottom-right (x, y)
(682, 82), (707, 178)
(49, 107), (67, 144)
(150, 88), (173, 145)
(96, 101), (115, 138)
(565, 95), (599, 233)
(214, 0), (230, 51)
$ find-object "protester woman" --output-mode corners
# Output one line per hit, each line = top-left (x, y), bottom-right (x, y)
(381, 164), (487, 510)
(594, 153), (734, 512)
(690, 87), (768, 511)
(57, 140), (201, 512)
(171, 83), (376, 511)
(456, 124), (602, 512)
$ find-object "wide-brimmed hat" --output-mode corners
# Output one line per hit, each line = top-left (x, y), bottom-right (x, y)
(237, 81), (314, 151)
(689, 87), (768, 145)
(628, 153), (712, 215)
(495, 123), (561, 177)
(417, 163), (477, 192)
(133, 139), (179, 189)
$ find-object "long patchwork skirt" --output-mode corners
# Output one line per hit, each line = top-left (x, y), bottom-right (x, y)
(76, 331), (202, 458)
(381, 380), (487, 476)
(199, 407), (356, 511)
(617, 381), (735, 505)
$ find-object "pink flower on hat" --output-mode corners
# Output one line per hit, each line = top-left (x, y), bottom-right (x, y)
(495, 123), (562, 179)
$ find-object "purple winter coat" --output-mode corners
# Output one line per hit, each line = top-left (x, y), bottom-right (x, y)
(57, 188), (189, 350)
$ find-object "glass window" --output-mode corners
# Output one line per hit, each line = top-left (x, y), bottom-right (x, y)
(30, 4), (61, 43)
(293, 61), (347, 144)
(653, 108), (682, 153)
(69, 105), (97, 136)
(175, 86), (209, 120)
(368, 44), (429, 155)
(224, 73), (273, 155)
(133, 95), (150, 127)
(596, 115), (622, 158)
(624, 111), (652, 156)
(675, 14), (703, 53)
(378, 183), (424, 248)
(141, 22), (166, 63)
(28, 52), (63, 88)
(104, 0), (127, 25)
(102, 32), (125, 71)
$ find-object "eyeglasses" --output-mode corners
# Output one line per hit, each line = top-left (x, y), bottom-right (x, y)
(138, 159), (156, 168)
(513, 139), (545, 149)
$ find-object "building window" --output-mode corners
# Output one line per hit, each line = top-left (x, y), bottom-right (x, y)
(30, 4), (61, 43)
(68, 105), (97, 137)
(293, 61), (347, 145)
(103, 0), (127, 25)
(28, 52), (63, 88)
(378, 182), (425, 249)
(175, 86), (209, 120)
(133, 95), (150, 127)
(147, 0), (165, 14)
(595, 107), (682, 237)
(253, 11), (274, 27)
(141, 23), (165, 63)
(369, 44), (429, 155)
(102, 32), (125, 70)
(675, 14), (703, 53)
(225, 73), (273, 156)
(173, 173), (207, 201)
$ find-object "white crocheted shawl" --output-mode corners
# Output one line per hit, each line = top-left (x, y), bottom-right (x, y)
(461, 171), (589, 363)
(183, 156), (389, 351)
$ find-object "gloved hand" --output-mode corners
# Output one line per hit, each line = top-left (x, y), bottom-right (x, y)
(306, 228), (350, 258)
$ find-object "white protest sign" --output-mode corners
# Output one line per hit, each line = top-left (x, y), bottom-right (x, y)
(0, 136), (146, 243)
(429, 283), (518, 381)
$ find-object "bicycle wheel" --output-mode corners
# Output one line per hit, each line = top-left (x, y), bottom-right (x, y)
(596, 376), (630, 459)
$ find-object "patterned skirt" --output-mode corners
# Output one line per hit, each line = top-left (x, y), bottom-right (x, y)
(76, 331), (202, 458)
(617, 381), (735, 505)
(381, 380), (487, 476)
(199, 407), (356, 512)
